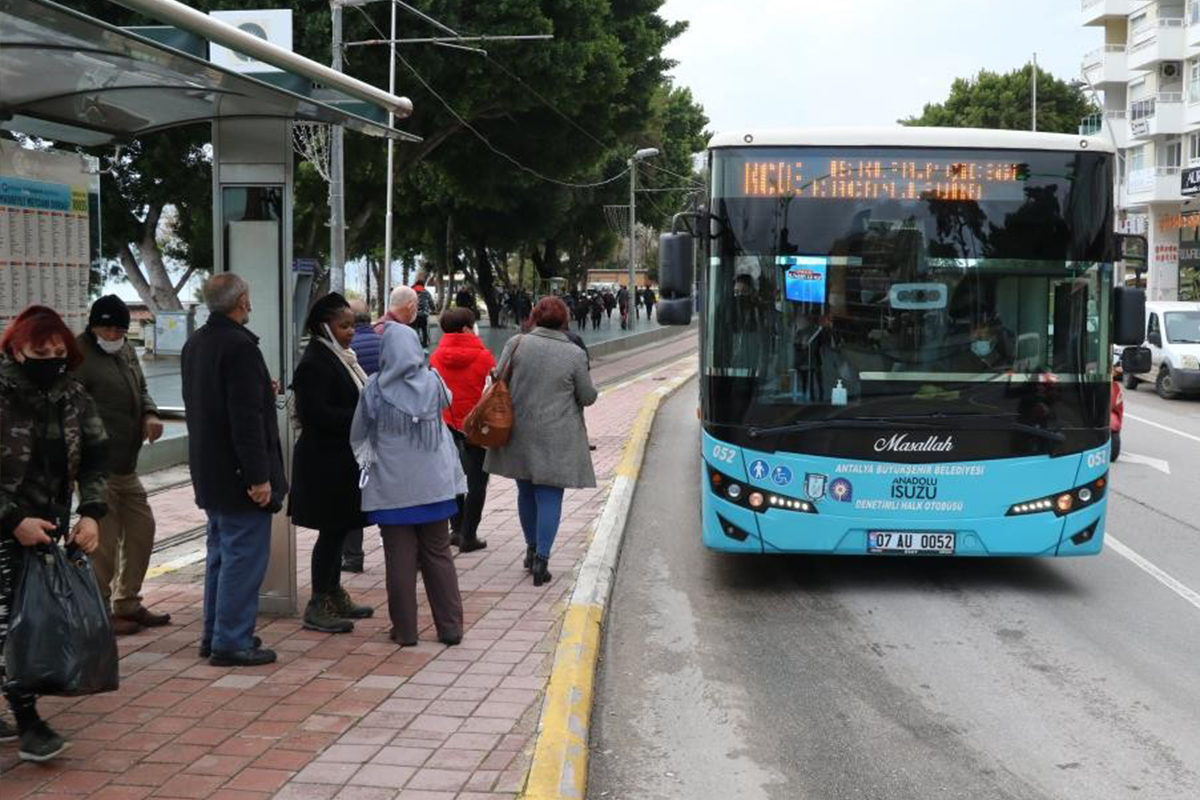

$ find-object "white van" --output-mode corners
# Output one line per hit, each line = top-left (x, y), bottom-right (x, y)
(1123, 301), (1200, 398)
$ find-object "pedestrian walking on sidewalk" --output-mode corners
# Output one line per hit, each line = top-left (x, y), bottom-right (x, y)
(412, 273), (435, 348)
(74, 295), (169, 637)
(182, 274), (285, 668)
(485, 297), (598, 586)
(341, 299), (382, 573)
(289, 293), (374, 634)
(644, 286), (657, 320)
(0, 306), (107, 762)
(352, 324), (466, 647)
(430, 308), (495, 553)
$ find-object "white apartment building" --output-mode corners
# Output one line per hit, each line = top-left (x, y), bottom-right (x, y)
(1081, 0), (1200, 301)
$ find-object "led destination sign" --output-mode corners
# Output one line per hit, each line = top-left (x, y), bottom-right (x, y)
(740, 158), (1028, 201)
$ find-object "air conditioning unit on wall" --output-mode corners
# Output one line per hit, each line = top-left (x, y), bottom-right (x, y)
(1161, 61), (1182, 79)
(208, 9), (293, 73)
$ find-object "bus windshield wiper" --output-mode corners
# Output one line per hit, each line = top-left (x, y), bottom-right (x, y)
(887, 412), (1066, 442)
(746, 417), (937, 439)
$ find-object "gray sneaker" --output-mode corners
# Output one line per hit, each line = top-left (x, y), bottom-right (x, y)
(19, 721), (69, 762)
(0, 717), (17, 743)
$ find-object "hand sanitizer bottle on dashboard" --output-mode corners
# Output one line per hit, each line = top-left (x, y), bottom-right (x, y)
(831, 379), (848, 406)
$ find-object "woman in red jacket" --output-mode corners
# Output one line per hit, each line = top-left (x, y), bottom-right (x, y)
(430, 307), (496, 552)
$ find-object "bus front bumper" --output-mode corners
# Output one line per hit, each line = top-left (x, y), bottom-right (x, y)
(701, 490), (1106, 557)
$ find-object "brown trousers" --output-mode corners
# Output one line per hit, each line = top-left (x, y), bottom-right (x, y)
(380, 520), (463, 644)
(92, 472), (156, 616)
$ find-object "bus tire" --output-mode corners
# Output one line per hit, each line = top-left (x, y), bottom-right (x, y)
(1156, 366), (1181, 400)
(1122, 372), (1139, 390)
(1110, 431), (1121, 462)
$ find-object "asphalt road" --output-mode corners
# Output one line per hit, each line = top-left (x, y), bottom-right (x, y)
(588, 380), (1200, 800)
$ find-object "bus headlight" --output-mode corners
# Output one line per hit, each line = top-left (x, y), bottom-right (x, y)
(708, 465), (817, 514)
(1007, 473), (1107, 517)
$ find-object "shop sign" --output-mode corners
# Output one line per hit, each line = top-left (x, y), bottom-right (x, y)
(1182, 166), (1200, 196)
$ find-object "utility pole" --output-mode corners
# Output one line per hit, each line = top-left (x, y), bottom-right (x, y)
(330, 0), (347, 294)
(1032, 52), (1038, 133)
(627, 148), (660, 307)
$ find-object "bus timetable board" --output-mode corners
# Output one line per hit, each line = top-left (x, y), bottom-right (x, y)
(739, 157), (1029, 201)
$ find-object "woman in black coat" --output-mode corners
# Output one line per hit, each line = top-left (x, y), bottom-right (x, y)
(289, 293), (374, 633)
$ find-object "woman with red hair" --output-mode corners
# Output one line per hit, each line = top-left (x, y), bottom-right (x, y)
(0, 306), (108, 761)
(485, 297), (597, 585)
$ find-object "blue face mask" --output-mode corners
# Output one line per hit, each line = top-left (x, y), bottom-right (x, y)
(971, 339), (994, 357)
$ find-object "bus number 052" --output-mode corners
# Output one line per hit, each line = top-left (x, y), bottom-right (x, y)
(711, 445), (738, 464)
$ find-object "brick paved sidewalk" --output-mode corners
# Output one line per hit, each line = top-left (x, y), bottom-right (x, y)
(0, 353), (697, 800)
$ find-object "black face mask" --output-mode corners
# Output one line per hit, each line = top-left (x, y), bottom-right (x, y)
(20, 357), (68, 390)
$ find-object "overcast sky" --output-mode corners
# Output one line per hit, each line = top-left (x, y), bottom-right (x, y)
(659, 0), (1097, 135)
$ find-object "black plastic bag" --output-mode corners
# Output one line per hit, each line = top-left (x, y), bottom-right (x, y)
(3, 542), (119, 696)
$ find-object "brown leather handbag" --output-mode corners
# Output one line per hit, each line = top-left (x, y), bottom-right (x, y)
(463, 336), (522, 447)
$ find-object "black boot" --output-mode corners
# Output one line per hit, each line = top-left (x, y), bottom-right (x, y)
(459, 535), (487, 553)
(523, 545), (537, 571)
(532, 556), (552, 587)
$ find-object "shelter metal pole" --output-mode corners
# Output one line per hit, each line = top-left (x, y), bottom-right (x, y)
(330, 0), (346, 293)
(384, 0), (396, 292)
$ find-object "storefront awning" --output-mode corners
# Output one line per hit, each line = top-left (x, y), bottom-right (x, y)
(0, 0), (418, 146)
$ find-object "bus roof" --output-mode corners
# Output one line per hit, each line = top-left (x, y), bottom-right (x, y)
(707, 127), (1115, 154)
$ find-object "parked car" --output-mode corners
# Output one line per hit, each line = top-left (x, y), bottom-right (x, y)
(1110, 366), (1124, 462)
(1121, 301), (1200, 399)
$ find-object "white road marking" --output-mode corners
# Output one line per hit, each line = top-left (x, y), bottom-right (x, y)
(1107, 534), (1200, 613)
(1119, 451), (1172, 475)
(1124, 412), (1200, 445)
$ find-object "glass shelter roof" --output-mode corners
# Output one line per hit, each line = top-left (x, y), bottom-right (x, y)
(0, 0), (414, 145)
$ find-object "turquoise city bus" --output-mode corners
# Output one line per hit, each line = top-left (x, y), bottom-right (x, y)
(655, 128), (1149, 556)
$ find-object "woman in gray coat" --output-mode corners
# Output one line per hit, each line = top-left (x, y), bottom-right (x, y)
(484, 297), (598, 585)
(351, 323), (467, 646)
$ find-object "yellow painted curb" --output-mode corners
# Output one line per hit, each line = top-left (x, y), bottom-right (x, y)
(521, 358), (697, 800)
(522, 603), (605, 800)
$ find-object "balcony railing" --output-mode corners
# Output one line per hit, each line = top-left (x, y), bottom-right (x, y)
(1080, 110), (1128, 136)
(1130, 16), (1187, 50)
(1082, 0), (1103, 8)
(1128, 166), (1181, 194)
(1082, 43), (1127, 67)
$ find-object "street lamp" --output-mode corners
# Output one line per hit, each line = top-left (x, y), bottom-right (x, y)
(628, 147), (659, 314)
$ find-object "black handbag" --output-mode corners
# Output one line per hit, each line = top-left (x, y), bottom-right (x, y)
(3, 540), (120, 696)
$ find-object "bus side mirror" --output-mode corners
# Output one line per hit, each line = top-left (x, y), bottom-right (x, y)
(1120, 346), (1152, 374)
(657, 231), (694, 326)
(1112, 286), (1146, 346)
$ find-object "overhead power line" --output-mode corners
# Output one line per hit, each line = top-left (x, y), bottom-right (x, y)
(351, 5), (630, 190)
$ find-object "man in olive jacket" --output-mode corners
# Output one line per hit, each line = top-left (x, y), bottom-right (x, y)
(182, 273), (286, 667)
(74, 296), (167, 636)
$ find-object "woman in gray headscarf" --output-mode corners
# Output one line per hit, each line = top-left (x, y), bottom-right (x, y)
(351, 323), (466, 646)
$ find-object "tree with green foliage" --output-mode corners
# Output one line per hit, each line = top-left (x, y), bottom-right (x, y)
(900, 65), (1095, 134)
(63, 0), (707, 317)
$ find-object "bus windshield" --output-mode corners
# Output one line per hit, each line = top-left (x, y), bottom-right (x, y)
(705, 146), (1114, 452)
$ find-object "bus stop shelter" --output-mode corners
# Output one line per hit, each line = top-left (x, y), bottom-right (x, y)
(0, 0), (414, 614)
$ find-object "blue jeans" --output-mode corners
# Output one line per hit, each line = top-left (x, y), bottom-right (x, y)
(516, 480), (565, 560)
(202, 509), (272, 653)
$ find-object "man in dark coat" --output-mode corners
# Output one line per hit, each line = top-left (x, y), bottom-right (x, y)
(348, 299), (382, 376)
(74, 295), (169, 636)
(182, 273), (285, 667)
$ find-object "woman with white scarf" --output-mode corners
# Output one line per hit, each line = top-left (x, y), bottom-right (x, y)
(351, 323), (466, 647)
(289, 293), (375, 634)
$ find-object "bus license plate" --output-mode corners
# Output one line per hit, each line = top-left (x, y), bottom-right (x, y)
(868, 531), (956, 555)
